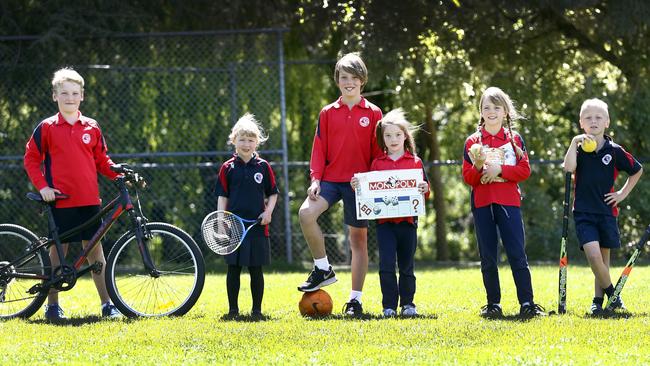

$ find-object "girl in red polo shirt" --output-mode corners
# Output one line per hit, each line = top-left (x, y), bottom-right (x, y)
(352, 108), (429, 317)
(462, 87), (546, 318)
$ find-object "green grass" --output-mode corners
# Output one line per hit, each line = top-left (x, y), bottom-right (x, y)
(2, 265), (650, 365)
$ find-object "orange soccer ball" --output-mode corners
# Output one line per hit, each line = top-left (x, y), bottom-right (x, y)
(298, 289), (333, 317)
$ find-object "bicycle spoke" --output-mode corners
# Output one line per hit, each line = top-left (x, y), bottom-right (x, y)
(105, 223), (204, 317)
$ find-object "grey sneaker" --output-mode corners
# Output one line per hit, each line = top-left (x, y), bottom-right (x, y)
(382, 308), (397, 317)
(401, 304), (418, 317)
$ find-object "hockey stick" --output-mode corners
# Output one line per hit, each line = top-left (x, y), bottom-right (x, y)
(558, 172), (571, 314)
(604, 224), (650, 311)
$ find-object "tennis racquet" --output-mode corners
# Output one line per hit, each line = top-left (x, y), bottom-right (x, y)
(558, 172), (571, 314)
(201, 211), (262, 255)
(604, 223), (650, 311)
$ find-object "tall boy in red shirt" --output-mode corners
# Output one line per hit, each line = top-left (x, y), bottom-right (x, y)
(297, 53), (382, 316)
(24, 68), (121, 320)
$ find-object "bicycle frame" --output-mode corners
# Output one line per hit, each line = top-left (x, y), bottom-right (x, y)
(2, 177), (159, 293)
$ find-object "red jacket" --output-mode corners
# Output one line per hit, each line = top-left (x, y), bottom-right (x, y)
(370, 151), (430, 225)
(24, 112), (119, 208)
(462, 127), (530, 208)
(310, 96), (383, 182)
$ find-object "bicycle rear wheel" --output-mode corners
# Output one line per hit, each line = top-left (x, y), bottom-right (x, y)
(105, 222), (205, 317)
(0, 224), (51, 320)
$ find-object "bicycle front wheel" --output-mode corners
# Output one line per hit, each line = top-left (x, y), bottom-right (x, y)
(0, 224), (51, 320)
(105, 222), (205, 317)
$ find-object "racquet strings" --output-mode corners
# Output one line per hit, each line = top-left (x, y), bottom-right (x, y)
(202, 212), (245, 255)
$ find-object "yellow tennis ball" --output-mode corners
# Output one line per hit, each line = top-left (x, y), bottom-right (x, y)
(581, 138), (597, 153)
(469, 143), (483, 157)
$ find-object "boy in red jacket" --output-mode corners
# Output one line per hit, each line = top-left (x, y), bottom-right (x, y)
(24, 68), (121, 320)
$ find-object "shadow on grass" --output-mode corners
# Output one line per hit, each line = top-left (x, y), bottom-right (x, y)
(29, 315), (112, 326)
(300, 313), (439, 321)
(583, 311), (649, 319)
(481, 314), (550, 322)
(219, 313), (273, 322)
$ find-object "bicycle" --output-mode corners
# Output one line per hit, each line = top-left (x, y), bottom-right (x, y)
(0, 164), (205, 319)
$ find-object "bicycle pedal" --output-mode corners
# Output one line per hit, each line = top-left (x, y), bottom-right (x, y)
(92, 261), (103, 274)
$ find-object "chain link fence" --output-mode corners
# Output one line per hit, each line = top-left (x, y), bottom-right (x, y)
(3, 29), (628, 268)
(0, 29), (301, 268)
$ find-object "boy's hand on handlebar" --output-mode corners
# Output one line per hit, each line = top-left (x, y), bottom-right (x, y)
(39, 187), (62, 202)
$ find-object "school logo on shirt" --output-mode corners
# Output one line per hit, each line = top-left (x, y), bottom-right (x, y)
(602, 154), (612, 165)
(359, 117), (370, 127)
(254, 172), (263, 184)
(82, 133), (91, 144)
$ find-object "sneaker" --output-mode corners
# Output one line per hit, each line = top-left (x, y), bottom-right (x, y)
(44, 304), (66, 321)
(590, 302), (603, 316)
(382, 308), (397, 317)
(343, 299), (363, 317)
(606, 296), (626, 311)
(401, 304), (418, 317)
(590, 297), (604, 315)
(519, 303), (548, 318)
(101, 303), (122, 318)
(297, 266), (337, 292)
(480, 304), (503, 319)
(251, 310), (264, 319)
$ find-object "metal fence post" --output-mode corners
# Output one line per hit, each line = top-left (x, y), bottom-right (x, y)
(277, 30), (292, 263)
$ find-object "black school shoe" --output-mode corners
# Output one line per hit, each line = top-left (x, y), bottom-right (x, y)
(480, 304), (503, 319)
(343, 299), (363, 317)
(519, 303), (548, 318)
(297, 266), (337, 292)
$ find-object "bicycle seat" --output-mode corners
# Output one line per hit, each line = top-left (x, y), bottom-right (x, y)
(26, 192), (70, 202)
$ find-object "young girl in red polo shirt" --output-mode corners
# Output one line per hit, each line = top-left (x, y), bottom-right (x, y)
(462, 87), (546, 318)
(352, 108), (429, 317)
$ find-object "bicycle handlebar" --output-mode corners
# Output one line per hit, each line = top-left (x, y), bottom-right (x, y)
(111, 164), (146, 188)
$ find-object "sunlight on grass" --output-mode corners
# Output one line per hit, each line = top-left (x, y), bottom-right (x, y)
(1, 265), (650, 364)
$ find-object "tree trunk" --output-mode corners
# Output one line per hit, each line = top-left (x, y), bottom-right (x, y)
(424, 103), (449, 260)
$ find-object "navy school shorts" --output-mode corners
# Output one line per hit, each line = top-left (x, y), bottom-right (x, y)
(319, 181), (368, 228)
(50, 205), (102, 242)
(574, 212), (620, 250)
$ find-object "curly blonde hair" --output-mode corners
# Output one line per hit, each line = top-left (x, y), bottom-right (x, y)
(228, 113), (269, 145)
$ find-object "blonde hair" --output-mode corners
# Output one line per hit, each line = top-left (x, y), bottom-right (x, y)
(478, 87), (524, 159)
(52, 68), (84, 92)
(375, 108), (418, 155)
(580, 98), (609, 119)
(228, 113), (268, 145)
(334, 53), (368, 87)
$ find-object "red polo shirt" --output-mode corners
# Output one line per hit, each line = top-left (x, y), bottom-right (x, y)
(462, 127), (530, 208)
(310, 96), (383, 182)
(370, 151), (430, 225)
(24, 112), (119, 208)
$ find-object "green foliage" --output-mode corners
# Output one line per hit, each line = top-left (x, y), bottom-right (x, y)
(2, 266), (650, 364)
(1, 0), (649, 262)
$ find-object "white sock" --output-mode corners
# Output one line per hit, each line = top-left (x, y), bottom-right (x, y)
(314, 257), (330, 271)
(520, 302), (529, 307)
(102, 302), (111, 308)
(349, 290), (362, 303)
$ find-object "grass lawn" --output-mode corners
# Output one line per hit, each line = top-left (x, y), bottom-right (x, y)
(2, 264), (650, 365)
